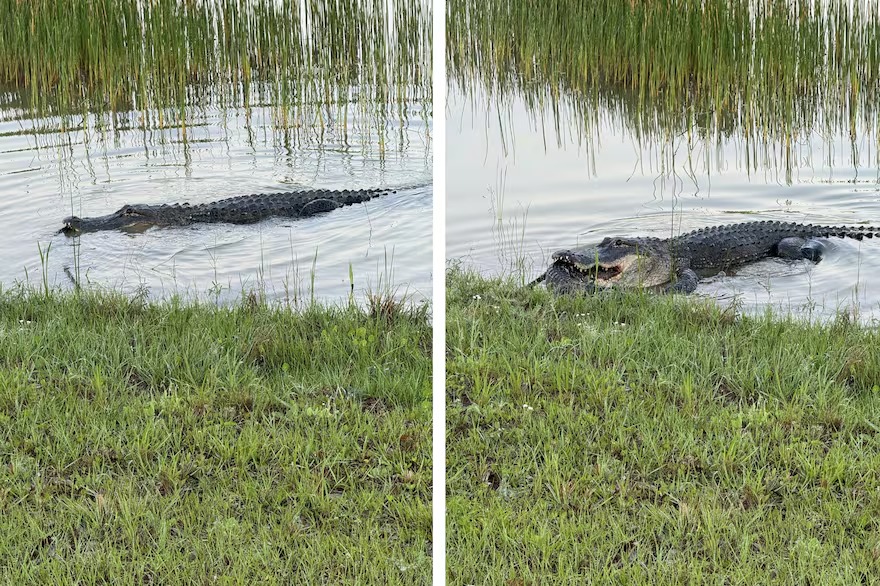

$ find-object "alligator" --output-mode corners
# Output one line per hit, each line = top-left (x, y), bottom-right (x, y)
(60, 187), (402, 235)
(535, 220), (880, 294)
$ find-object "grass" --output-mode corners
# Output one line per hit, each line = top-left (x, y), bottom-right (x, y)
(447, 0), (880, 176)
(0, 287), (431, 584)
(446, 267), (880, 584)
(0, 0), (432, 141)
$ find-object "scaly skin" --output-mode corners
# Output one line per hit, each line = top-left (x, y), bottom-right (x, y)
(538, 220), (880, 294)
(61, 188), (400, 235)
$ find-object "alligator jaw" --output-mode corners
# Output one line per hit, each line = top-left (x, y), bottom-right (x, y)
(551, 250), (623, 284)
(60, 208), (162, 235)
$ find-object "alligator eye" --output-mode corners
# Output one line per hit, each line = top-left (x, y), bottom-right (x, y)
(614, 239), (624, 246)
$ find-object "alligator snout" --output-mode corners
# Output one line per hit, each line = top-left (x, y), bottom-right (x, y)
(551, 249), (573, 261)
(60, 216), (82, 235)
(552, 249), (591, 265)
(552, 249), (600, 270)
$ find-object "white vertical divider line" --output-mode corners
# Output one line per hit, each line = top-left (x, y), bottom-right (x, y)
(431, 0), (446, 583)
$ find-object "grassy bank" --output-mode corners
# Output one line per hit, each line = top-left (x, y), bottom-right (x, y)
(0, 289), (431, 584)
(447, 268), (880, 584)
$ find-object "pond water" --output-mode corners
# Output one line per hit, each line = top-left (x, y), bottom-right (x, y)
(447, 86), (880, 323)
(0, 100), (432, 305)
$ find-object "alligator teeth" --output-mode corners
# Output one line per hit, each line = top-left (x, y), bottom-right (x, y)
(552, 255), (621, 281)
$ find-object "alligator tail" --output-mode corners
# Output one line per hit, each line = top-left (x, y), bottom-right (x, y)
(527, 271), (547, 287)
(808, 224), (880, 240)
(332, 182), (431, 205)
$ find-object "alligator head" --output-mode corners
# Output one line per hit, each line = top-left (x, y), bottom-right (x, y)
(546, 236), (674, 292)
(61, 204), (169, 235)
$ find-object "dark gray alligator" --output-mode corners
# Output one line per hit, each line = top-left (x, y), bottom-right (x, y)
(61, 187), (402, 235)
(535, 220), (880, 294)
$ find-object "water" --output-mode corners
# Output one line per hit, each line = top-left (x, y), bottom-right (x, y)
(447, 86), (880, 323)
(0, 100), (432, 305)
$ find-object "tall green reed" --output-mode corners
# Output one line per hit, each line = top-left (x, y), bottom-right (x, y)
(0, 0), (431, 143)
(447, 0), (880, 178)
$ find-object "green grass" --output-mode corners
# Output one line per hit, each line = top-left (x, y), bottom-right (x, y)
(447, 0), (880, 175)
(447, 267), (880, 584)
(0, 288), (431, 584)
(0, 0), (431, 140)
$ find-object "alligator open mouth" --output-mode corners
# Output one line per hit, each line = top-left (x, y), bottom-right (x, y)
(551, 250), (622, 282)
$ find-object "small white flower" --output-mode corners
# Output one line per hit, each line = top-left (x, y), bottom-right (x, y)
(522, 404), (533, 411)
(472, 294), (482, 300)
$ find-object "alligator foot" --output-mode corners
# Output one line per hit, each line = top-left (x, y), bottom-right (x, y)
(663, 269), (699, 294)
(799, 239), (826, 262)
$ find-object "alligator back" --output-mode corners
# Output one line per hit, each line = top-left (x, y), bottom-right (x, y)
(186, 188), (396, 224)
(677, 221), (880, 271)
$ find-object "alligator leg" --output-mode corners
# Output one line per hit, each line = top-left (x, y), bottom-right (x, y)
(663, 268), (699, 294)
(799, 239), (827, 262)
(776, 236), (826, 262)
(300, 198), (342, 216)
